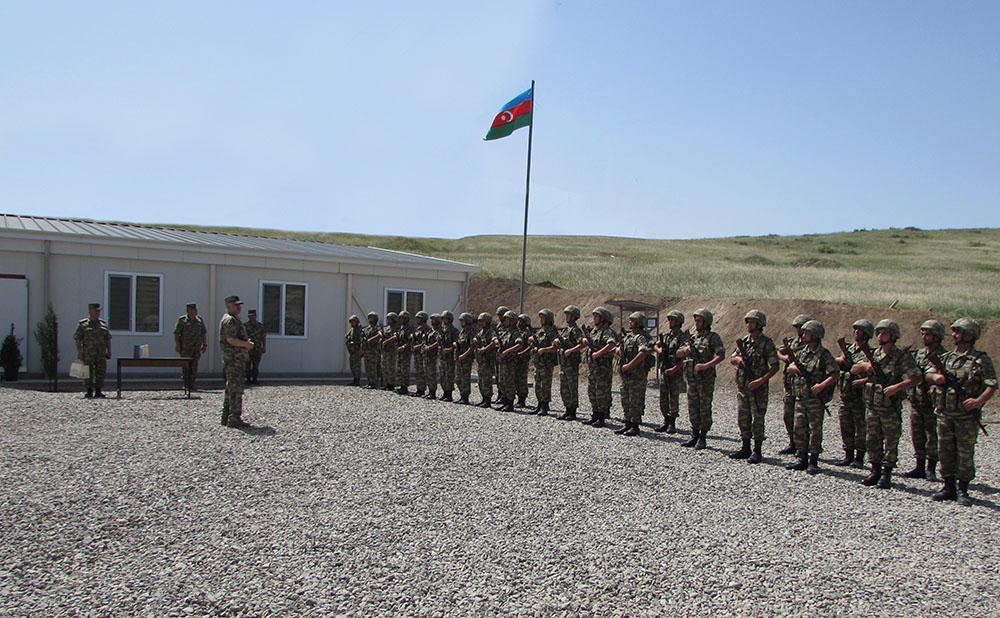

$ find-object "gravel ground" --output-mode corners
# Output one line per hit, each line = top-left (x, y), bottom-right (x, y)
(2, 380), (999, 616)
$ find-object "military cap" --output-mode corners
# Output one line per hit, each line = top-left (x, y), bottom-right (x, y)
(224, 295), (243, 305)
(349, 314), (360, 322)
(666, 309), (685, 324)
(247, 309), (257, 316)
(185, 302), (197, 310)
(792, 314), (813, 328)
(875, 319), (901, 340)
(801, 319), (825, 339)
(852, 319), (875, 337)
(920, 319), (946, 340)
(415, 311), (429, 320)
(563, 305), (581, 318)
(459, 312), (474, 323)
(744, 310), (766, 327)
(88, 302), (101, 310)
(951, 317), (981, 340)
(538, 308), (554, 322)
(693, 308), (714, 327)
(478, 312), (491, 322)
(441, 310), (454, 320)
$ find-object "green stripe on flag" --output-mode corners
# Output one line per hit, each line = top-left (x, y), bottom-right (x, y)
(484, 113), (531, 140)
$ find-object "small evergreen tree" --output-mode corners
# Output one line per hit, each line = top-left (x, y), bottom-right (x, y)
(35, 303), (59, 391)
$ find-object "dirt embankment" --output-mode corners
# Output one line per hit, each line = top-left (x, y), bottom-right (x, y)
(470, 277), (999, 417)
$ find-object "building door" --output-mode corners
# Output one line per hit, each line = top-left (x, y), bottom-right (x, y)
(0, 275), (28, 372)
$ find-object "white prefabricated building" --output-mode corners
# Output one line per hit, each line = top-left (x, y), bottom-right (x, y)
(0, 214), (479, 378)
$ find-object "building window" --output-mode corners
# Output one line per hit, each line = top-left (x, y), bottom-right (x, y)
(105, 272), (162, 334)
(385, 288), (424, 316)
(260, 281), (307, 337)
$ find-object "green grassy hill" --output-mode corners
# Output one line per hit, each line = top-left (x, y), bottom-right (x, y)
(150, 223), (1000, 319)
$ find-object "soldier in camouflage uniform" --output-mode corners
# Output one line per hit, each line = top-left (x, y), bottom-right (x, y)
(381, 312), (399, 391)
(219, 295), (254, 428)
(832, 319), (874, 468)
(777, 314), (813, 455)
(411, 311), (430, 396)
(729, 310), (780, 463)
(455, 312), (477, 404)
(556, 305), (585, 421)
(362, 312), (382, 389)
(614, 311), (653, 437)
(653, 310), (689, 434)
(495, 311), (525, 412)
(438, 311), (459, 401)
(515, 314), (533, 408)
(582, 307), (618, 428)
(930, 319), (996, 506)
(344, 315), (364, 386)
(422, 313), (442, 398)
(784, 320), (839, 475)
(474, 313), (499, 407)
(173, 302), (207, 391)
(678, 308), (725, 449)
(244, 309), (267, 385)
(902, 319), (947, 481)
(493, 306), (510, 402)
(530, 309), (560, 415)
(74, 302), (112, 398)
(395, 311), (414, 395)
(856, 319), (923, 490)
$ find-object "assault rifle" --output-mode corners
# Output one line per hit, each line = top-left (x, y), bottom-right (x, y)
(618, 327), (628, 375)
(735, 337), (757, 382)
(926, 349), (988, 436)
(858, 341), (890, 386)
(836, 337), (853, 372)
(782, 337), (831, 416)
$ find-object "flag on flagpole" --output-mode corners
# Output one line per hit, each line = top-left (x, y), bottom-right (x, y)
(484, 88), (532, 141)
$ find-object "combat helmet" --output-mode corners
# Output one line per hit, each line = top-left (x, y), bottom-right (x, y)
(693, 308), (714, 327)
(386, 312), (399, 322)
(951, 317), (981, 341)
(666, 309), (685, 325)
(415, 311), (429, 321)
(875, 319), (901, 340)
(441, 310), (454, 320)
(792, 314), (813, 328)
(801, 319), (825, 340)
(429, 313), (441, 322)
(496, 306), (510, 317)
(852, 319), (875, 338)
(518, 313), (531, 325)
(503, 310), (518, 321)
(367, 311), (378, 320)
(744, 310), (767, 327)
(477, 312), (491, 323)
(538, 308), (554, 323)
(920, 319), (946, 341)
(563, 305), (581, 319)
(592, 306), (613, 324)
(628, 311), (647, 328)
(349, 314), (359, 322)
(399, 310), (411, 320)
(459, 312), (474, 324)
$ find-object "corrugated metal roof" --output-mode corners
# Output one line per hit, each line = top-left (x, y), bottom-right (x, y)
(0, 213), (477, 271)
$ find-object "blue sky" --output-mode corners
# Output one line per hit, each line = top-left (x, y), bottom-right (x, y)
(2, 2), (997, 239)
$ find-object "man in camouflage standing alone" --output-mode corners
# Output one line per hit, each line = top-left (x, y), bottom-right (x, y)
(219, 295), (254, 428)
(244, 309), (267, 385)
(173, 302), (207, 392)
(74, 302), (111, 398)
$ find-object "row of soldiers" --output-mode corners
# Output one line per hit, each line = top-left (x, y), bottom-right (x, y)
(345, 305), (996, 506)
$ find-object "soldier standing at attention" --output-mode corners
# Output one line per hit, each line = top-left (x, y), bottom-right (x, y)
(555, 305), (585, 421)
(530, 309), (560, 416)
(362, 312), (382, 389)
(784, 320), (839, 474)
(677, 308), (725, 450)
(173, 302), (207, 392)
(422, 313), (442, 399)
(438, 311), (459, 401)
(729, 310), (780, 463)
(493, 306), (510, 402)
(455, 312), (477, 404)
(930, 318), (996, 506)
(381, 312), (399, 391)
(582, 307), (618, 428)
(495, 311), (525, 412)
(832, 319), (874, 468)
(653, 310), (689, 434)
(856, 319), (922, 490)
(776, 314), (813, 455)
(902, 319), (947, 481)
(515, 314), (533, 409)
(395, 311), (414, 395)
(614, 311), (653, 437)
(219, 295), (254, 428)
(475, 313), (499, 407)
(411, 311), (430, 396)
(244, 309), (267, 385)
(74, 302), (111, 398)
(344, 315), (363, 386)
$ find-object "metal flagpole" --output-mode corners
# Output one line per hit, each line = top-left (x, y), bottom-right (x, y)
(519, 80), (534, 315)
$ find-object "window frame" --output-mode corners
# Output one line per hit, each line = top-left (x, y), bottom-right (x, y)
(384, 287), (425, 317)
(103, 271), (164, 335)
(258, 280), (308, 339)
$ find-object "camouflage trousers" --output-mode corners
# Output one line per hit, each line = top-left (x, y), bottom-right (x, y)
(84, 357), (107, 392)
(382, 349), (397, 388)
(559, 362), (580, 410)
(222, 359), (246, 425)
(937, 413), (980, 481)
(516, 357), (529, 399)
(439, 356), (454, 393)
(737, 385), (769, 442)
(783, 388), (796, 441)
(423, 354), (438, 394)
(348, 350), (362, 381)
(498, 358), (518, 401)
(534, 360), (555, 404)
(476, 356), (495, 401)
(838, 393), (866, 453)
(793, 396), (825, 455)
(587, 364), (613, 416)
(686, 373), (716, 433)
(180, 347), (202, 390)
(363, 350), (380, 386)
(413, 352), (426, 390)
(396, 351), (411, 388)
(620, 372), (647, 424)
(909, 401), (939, 460)
(659, 373), (684, 421)
(246, 349), (261, 384)
(866, 403), (903, 468)
(456, 359), (473, 398)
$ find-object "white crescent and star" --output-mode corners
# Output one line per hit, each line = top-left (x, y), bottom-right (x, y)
(498, 110), (514, 123)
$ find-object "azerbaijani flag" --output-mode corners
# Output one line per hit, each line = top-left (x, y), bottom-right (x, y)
(484, 88), (532, 141)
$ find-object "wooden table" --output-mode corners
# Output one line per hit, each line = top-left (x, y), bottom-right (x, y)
(116, 357), (195, 398)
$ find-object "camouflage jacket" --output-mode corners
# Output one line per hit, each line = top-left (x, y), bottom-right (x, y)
(910, 344), (947, 408)
(74, 318), (110, 362)
(219, 313), (249, 364)
(782, 336), (806, 387)
(787, 344), (839, 400)
(344, 324), (363, 353)
(173, 315), (206, 350)
(476, 326), (497, 363)
(245, 320), (267, 352)
(658, 329), (690, 373)
(439, 324), (459, 362)
(939, 347), (998, 415)
(532, 324), (560, 367)
(456, 326), (475, 363)
(621, 330), (653, 378)
(585, 325), (618, 369)
(558, 323), (583, 367)
(838, 341), (869, 399)
(423, 326), (441, 359)
(685, 329), (725, 380)
(733, 334), (779, 388)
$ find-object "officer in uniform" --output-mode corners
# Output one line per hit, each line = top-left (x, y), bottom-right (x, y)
(244, 309), (267, 385)
(653, 310), (689, 434)
(729, 310), (780, 463)
(530, 309), (560, 415)
(678, 308), (725, 449)
(219, 295), (254, 428)
(173, 302), (207, 391)
(777, 314), (813, 455)
(615, 311), (653, 437)
(784, 320), (839, 475)
(582, 307), (618, 428)
(344, 315), (363, 386)
(74, 302), (111, 398)
(555, 305), (585, 421)
(362, 312), (382, 389)
(903, 319), (947, 481)
(833, 319), (874, 468)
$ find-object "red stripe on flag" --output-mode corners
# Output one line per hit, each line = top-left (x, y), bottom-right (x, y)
(490, 99), (532, 128)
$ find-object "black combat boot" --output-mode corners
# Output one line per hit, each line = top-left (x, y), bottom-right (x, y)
(833, 450), (854, 466)
(902, 458), (926, 479)
(623, 423), (640, 437)
(778, 441), (796, 455)
(957, 480), (972, 506)
(729, 439), (752, 460)
(557, 407), (575, 421)
(532, 402), (543, 414)
(221, 411), (228, 426)
(932, 476), (957, 501)
(500, 399), (515, 412)
(806, 453), (820, 475)
(477, 398), (492, 408)
(514, 395), (525, 408)
(665, 418), (677, 434)
(592, 413), (606, 428)
(352, 377), (360, 386)
(94, 390), (106, 398)
(681, 431), (699, 447)
(694, 430), (707, 450)
(581, 414), (596, 425)
(786, 453), (808, 471)
(861, 462), (882, 486)
(441, 391), (453, 402)
(84, 389), (93, 399)
(458, 393), (469, 404)
(614, 423), (631, 435)
(654, 421), (670, 433)
(748, 439), (763, 464)
(876, 466), (893, 489)
(926, 458), (938, 482)
(538, 401), (551, 416)
(850, 450), (866, 468)
(396, 386), (408, 395)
